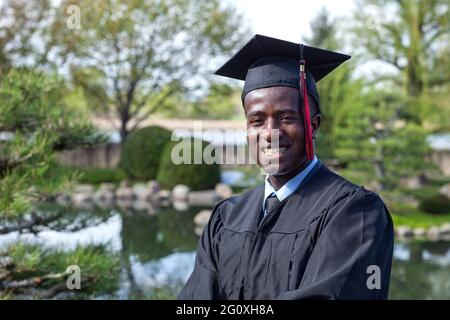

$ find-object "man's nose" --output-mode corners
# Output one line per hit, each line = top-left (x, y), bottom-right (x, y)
(261, 118), (280, 143)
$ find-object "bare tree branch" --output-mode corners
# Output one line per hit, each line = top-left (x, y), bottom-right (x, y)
(130, 87), (176, 131)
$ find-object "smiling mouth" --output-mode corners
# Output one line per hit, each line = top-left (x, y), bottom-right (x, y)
(261, 146), (288, 157)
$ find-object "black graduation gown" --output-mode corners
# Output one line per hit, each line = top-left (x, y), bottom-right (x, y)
(178, 161), (394, 300)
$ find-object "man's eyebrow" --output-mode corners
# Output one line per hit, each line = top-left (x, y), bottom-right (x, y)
(276, 108), (298, 115)
(247, 110), (266, 117)
(277, 108), (298, 113)
(247, 108), (298, 118)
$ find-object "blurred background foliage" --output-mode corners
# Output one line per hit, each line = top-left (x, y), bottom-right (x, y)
(0, 0), (247, 298)
(0, 0), (449, 299)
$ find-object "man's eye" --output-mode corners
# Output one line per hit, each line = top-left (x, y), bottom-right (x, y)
(281, 116), (295, 121)
(250, 118), (263, 125)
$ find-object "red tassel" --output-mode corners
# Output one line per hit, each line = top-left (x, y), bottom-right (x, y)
(299, 59), (314, 161)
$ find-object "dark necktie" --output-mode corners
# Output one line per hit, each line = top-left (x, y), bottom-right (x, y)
(264, 193), (280, 215)
(258, 194), (280, 227)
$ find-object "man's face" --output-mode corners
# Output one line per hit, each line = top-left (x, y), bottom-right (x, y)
(244, 86), (318, 176)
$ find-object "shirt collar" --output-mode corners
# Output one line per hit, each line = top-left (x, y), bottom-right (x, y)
(264, 156), (318, 205)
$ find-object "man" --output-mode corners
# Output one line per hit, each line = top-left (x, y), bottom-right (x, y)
(178, 34), (394, 300)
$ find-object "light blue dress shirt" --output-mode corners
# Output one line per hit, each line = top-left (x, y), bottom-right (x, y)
(262, 156), (318, 215)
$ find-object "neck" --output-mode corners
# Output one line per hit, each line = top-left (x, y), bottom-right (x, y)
(268, 158), (312, 191)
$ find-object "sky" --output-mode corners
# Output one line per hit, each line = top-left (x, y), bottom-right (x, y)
(230, 0), (396, 81)
(234, 0), (356, 43)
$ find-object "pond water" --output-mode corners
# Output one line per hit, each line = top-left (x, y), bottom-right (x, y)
(1, 205), (449, 299)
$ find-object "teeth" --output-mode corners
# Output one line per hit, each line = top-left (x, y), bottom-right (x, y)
(263, 147), (287, 156)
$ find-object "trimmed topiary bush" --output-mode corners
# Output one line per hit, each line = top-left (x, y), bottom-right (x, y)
(419, 194), (450, 214)
(77, 167), (127, 185)
(61, 166), (127, 185)
(157, 139), (221, 190)
(120, 126), (172, 180)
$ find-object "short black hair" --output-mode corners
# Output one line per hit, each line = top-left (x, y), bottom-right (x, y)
(307, 94), (321, 118)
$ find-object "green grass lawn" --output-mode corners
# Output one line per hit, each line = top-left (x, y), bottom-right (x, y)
(389, 198), (450, 228)
(391, 210), (450, 228)
(383, 180), (450, 228)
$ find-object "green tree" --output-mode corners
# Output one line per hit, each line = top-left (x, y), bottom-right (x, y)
(320, 0), (448, 189)
(0, 69), (118, 298)
(303, 7), (357, 159)
(190, 84), (243, 120)
(50, 0), (250, 139)
(353, 0), (450, 132)
(334, 89), (432, 190)
(0, 0), (250, 137)
(0, 0), (54, 75)
(0, 69), (104, 215)
(354, 0), (449, 97)
(157, 83), (243, 120)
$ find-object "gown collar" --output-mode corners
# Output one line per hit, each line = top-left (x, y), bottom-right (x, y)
(263, 156), (319, 212)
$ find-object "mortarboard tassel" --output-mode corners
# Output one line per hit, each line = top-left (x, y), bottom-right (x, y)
(299, 44), (314, 161)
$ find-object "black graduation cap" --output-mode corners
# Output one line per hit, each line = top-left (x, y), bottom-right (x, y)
(214, 34), (351, 160)
(215, 34), (350, 104)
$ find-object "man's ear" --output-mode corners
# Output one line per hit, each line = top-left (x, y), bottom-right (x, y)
(311, 114), (321, 139)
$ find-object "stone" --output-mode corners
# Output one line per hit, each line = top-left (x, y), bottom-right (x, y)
(119, 180), (132, 188)
(157, 190), (171, 201)
(116, 186), (134, 200)
(116, 199), (133, 211)
(172, 184), (190, 201)
(94, 198), (114, 210)
(94, 183), (116, 205)
(132, 200), (150, 212)
(396, 225), (414, 238)
(439, 223), (450, 235)
(439, 184), (450, 199)
(74, 184), (95, 194)
(427, 227), (440, 240)
(413, 228), (426, 237)
(194, 210), (211, 228)
(132, 183), (151, 200)
(188, 190), (221, 207)
(157, 190), (172, 207)
(94, 187), (115, 202)
(72, 197), (94, 210)
(147, 180), (161, 193)
(99, 183), (116, 192)
(215, 183), (233, 199)
(146, 181), (161, 202)
(55, 193), (71, 206)
(146, 203), (157, 216)
(173, 200), (189, 211)
(71, 192), (93, 206)
(194, 225), (204, 237)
